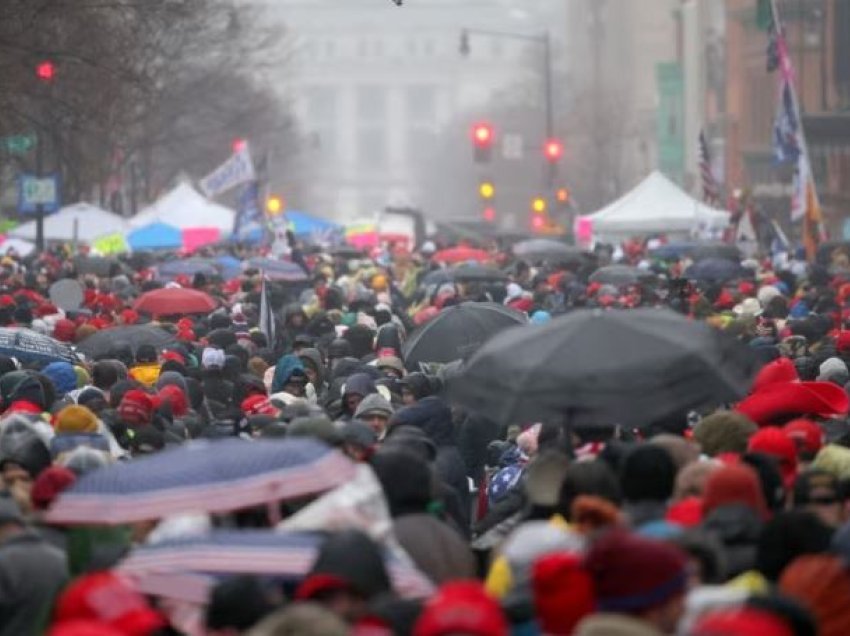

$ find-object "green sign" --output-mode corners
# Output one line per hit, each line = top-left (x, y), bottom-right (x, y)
(2, 134), (36, 155)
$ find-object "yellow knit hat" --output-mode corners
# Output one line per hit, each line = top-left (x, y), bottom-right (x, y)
(54, 405), (98, 434)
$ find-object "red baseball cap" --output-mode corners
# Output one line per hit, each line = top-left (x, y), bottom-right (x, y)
(784, 418), (825, 458)
(748, 426), (799, 488)
(413, 581), (508, 636)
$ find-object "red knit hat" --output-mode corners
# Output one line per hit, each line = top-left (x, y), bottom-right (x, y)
(52, 571), (165, 636)
(176, 329), (196, 344)
(702, 463), (769, 520)
(692, 608), (794, 636)
(837, 331), (850, 353)
(748, 426), (799, 488)
(35, 303), (59, 317)
(120, 309), (139, 325)
(241, 395), (277, 416)
(583, 529), (687, 613)
(666, 496), (703, 528)
(413, 581), (508, 636)
(160, 350), (186, 366)
(53, 319), (77, 343)
(532, 553), (595, 635)
(784, 418), (824, 458)
(176, 317), (194, 330)
(118, 390), (155, 426)
(158, 385), (188, 417)
(31, 466), (76, 511)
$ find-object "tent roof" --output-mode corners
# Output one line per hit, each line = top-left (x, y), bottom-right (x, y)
(9, 203), (130, 242)
(583, 171), (729, 235)
(131, 183), (235, 233)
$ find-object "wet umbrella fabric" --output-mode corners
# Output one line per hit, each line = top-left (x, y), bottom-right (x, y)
(589, 265), (653, 286)
(432, 247), (491, 265)
(0, 328), (76, 365)
(403, 302), (527, 372)
(513, 239), (588, 264)
(684, 258), (744, 283)
(691, 243), (742, 263)
(245, 258), (309, 283)
(76, 325), (177, 359)
(117, 530), (434, 604)
(421, 265), (507, 288)
(157, 259), (220, 280)
(133, 288), (217, 317)
(45, 438), (356, 524)
(451, 308), (760, 428)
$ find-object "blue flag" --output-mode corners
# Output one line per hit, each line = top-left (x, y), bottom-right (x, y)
(773, 80), (800, 165)
(233, 182), (266, 243)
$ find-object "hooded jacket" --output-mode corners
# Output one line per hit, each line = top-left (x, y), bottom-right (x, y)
(41, 362), (78, 397)
(340, 373), (377, 418)
(271, 355), (306, 395)
(298, 348), (326, 393)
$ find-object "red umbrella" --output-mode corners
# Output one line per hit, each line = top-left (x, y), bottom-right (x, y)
(432, 247), (491, 264)
(133, 287), (217, 317)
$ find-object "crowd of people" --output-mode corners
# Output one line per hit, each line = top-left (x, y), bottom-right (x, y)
(3, 235), (850, 635)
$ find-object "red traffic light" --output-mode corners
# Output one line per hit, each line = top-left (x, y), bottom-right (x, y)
(232, 138), (247, 153)
(472, 123), (494, 147)
(36, 61), (56, 82)
(556, 187), (570, 203)
(531, 215), (546, 230)
(482, 207), (496, 222)
(544, 138), (564, 162)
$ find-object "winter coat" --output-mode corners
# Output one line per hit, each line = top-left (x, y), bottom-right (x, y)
(575, 614), (665, 636)
(0, 530), (68, 636)
(701, 503), (763, 579)
(393, 513), (476, 584)
(339, 373), (378, 420)
(457, 412), (501, 483)
(271, 355), (305, 395)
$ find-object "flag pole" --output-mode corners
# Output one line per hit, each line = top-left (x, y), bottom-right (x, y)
(768, 0), (826, 244)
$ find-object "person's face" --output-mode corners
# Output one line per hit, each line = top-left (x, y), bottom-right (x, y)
(345, 393), (363, 412)
(284, 382), (305, 397)
(401, 388), (415, 405)
(1, 463), (31, 492)
(289, 314), (305, 328)
(805, 489), (843, 527)
(381, 368), (402, 380)
(363, 413), (389, 436)
(304, 366), (318, 385)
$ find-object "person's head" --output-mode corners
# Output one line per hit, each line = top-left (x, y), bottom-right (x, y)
(399, 372), (432, 406)
(749, 427), (799, 490)
(779, 554), (850, 636)
(756, 510), (834, 582)
(557, 460), (622, 521)
(412, 581), (509, 636)
(91, 360), (119, 392)
(694, 411), (758, 456)
(703, 462), (770, 520)
(354, 394), (394, 438)
(584, 528), (689, 633)
(793, 469), (844, 527)
(135, 344), (158, 365)
(620, 444), (677, 504)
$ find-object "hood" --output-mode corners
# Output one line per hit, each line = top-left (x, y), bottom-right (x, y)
(271, 354), (306, 394)
(375, 323), (403, 356)
(0, 370), (29, 405)
(42, 361), (78, 396)
(9, 376), (47, 410)
(390, 395), (454, 446)
(301, 530), (391, 601)
(0, 417), (51, 478)
(156, 370), (188, 393)
(343, 373), (377, 401)
(284, 302), (306, 324)
(701, 503), (764, 544)
(298, 348), (325, 385)
(355, 393), (393, 419)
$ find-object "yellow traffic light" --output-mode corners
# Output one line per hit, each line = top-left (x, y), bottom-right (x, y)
(532, 197), (547, 214)
(479, 182), (495, 199)
(266, 195), (284, 216)
(556, 187), (570, 204)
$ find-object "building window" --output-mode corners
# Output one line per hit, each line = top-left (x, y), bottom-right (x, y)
(356, 86), (386, 124)
(357, 128), (387, 169)
(407, 86), (437, 125)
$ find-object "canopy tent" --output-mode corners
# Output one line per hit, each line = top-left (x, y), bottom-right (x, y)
(127, 222), (183, 251)
(576, 171), (730, 243)
(131, 183), (235, 234)
(286, 210), (341, 241)
(9, 202), (130, 243)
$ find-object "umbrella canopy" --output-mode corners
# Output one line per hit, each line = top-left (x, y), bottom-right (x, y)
(513, 239), (588, 264)
(245, 258), (309, 283)
(127, 222), (183, 251)
(72, 256), (125, 278)
(0, 328), (76, 365)
(403, 302), (527, 372)
(76, 325), (177, 359)
(451, 308), (760, 428)
(330, 245), (366, 259)
(215, 255), (243, 280)
(432, 246), (491, 265)
(649, 241), (698, 261)
(157, 259), (220, 281)
(133, 288), (217, 317)
(684, 258), (744, 283)
(422, 264), (507, 288)
(117, 530), (434, 604)
(45, 438), (356, 525)
(692, 243), (742, 263)
(589, 265), (655, 286)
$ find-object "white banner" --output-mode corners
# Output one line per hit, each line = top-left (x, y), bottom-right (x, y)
(198, 144), (256, 198)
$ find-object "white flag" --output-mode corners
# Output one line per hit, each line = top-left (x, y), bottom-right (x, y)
(198, 144), (256, 198)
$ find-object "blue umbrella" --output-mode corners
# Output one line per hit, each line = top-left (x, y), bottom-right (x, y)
(649, 242), (698, 261)
(0, 327), (76, 365)
(685, 258), (744, 283)
(286, 210), (341, 236)
(118, 530), (434, 604)
(246, 257), (309, 283)
(157, 258), (219, 280)
(215, 255), (243, 280)
(45, 438), (356, 525)
(128, 222), (182, 251)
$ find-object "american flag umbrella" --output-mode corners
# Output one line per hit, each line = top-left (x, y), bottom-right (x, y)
(0, 327), (76, 365)
(117, 530), (435, 604)
(45, 438), (356, 525)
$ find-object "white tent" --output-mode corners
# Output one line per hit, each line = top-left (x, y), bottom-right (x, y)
(9, 203), (130, 243)
(579, 171), (730, 242)
(131, 182), (235, 234)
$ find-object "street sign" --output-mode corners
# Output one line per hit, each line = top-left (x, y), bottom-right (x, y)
(18, 174), (60, 214)
(2, 134), (36, 155)
(502, 133), (524, 160)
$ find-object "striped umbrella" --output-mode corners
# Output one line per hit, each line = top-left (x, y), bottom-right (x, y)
(117, 530), (435, 604)
(45, 439), (355, 525)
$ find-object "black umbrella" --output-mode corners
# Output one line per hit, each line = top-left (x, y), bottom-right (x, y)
(420, 264), (507, 288)
(157, 258), (220, 280)
(0, 328), (76, 365)
(451, 308), (760, 428)
(246, 258), (309, 283)
(684, 258), (744, 283)
(76, 325), (177, 359)
(329, 245), (366, 259)
(589, 265), (654, 286)
(691, 243), (742, 263)
(513, 239), (588, 264)
(402, 302), (527, 372)
(73, 256), (125, 278)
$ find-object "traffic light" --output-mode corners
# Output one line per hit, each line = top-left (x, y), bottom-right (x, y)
(472, 122), (494, 163)
(479, 181), (495, 200)
(543, 138), (564, 162)
(266, 195), (284, 216)
(531, 214), (545, 230)
(232, 138), (248, 153)
(36, 60), (55, 82)
(531, 197), (547, 214)
(482, 206), (496, 222)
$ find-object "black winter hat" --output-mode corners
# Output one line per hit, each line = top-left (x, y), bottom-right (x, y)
(756, 510), (833, 582)
(370, 449), (431, 517)
(620, 444), (676, 503)
(303, 530), (392, 600)
(135, 344), (158, 364)
(0, 417), (51, 479)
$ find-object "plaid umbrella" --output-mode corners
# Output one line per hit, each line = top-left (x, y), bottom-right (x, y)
(0, 327), (76, 365)
(117, 530), (435, 604)
(45, 438), (355, 525)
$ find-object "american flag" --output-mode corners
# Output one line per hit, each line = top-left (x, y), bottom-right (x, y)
(699, 130), (721, 206)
